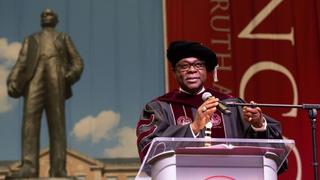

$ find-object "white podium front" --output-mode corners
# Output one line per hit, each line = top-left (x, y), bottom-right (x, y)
(136, 138), (294, 180)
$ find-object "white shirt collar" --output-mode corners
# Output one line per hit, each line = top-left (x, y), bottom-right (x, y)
(179, 87), (205, 95)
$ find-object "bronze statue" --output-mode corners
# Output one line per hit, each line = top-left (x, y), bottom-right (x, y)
(6, 9), (84, 178)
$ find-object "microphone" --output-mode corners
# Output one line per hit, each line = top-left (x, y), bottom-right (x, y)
(202, 92), (231, 114)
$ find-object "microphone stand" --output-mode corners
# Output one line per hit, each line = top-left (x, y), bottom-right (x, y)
(226, 102), (320, 180)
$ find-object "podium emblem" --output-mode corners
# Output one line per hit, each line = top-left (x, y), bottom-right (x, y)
(204, 175), (236, 180)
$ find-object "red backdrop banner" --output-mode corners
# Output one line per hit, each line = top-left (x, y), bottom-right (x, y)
(166, 0), (320, 179)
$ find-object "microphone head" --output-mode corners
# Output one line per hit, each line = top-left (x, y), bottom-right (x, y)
(202, 92), (212, 101)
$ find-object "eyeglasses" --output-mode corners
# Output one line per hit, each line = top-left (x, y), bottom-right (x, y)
(176, 62), (206, 71)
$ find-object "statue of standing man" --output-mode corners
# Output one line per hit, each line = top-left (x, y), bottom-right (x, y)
(6, 9), (84, 178)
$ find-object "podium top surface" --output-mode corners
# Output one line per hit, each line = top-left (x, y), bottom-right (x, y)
(136, 137), (295, 179)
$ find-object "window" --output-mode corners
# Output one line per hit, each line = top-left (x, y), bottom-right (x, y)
(76, 175), (86, 180)
(106, 177), (118, 180)
(127, 176), (135, 180)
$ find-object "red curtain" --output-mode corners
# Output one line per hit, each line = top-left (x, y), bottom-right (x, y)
(166, 0), (320, 179)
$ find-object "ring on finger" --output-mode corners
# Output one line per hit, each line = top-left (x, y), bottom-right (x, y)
(248, 117), (253, 122)
(202, 106), (207, 112)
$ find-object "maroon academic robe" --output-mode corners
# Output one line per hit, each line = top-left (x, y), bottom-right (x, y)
(136, 88), (284, 163)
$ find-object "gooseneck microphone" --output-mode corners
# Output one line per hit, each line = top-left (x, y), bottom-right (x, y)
(202, 92), (231, 114)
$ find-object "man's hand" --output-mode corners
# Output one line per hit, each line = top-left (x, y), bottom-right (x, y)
(243, 101), (264, 128)
(7, 81), (21, 98)
(191, 97), (219, 133)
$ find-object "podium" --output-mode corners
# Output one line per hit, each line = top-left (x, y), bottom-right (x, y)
(136, 137), (295, 180)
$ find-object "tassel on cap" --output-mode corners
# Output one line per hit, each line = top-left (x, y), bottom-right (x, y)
(213, 65), (219, 82)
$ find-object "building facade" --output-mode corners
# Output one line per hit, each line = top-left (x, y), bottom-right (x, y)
(0, 149), (140, 180)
